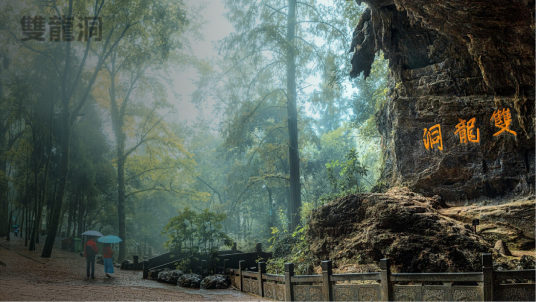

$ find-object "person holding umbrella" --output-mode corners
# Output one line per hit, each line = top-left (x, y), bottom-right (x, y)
(98, 235), (122, 279)
(81, 230), (103, 279)
(84, 237), (98, 279)
(102, 243), (115, 278)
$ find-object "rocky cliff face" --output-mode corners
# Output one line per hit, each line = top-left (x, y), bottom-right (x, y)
(350, 0), (535, 201)
(307, 188), (493, 272)
(440, 196), (535, 250)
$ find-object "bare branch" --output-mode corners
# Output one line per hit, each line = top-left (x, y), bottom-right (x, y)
(264, 4), (288, 18)
(241, 88), (286, 125)
(246, 60), (284, 101)
(69, 23), (133, 125)
(245, 126), (286, 168)
(69, 0), (107, 98)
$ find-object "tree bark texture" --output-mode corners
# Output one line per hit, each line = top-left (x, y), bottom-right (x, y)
(286, 0), (301, 231)
(0, 131), (7, 238)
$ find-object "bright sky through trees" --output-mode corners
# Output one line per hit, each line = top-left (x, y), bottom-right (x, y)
(171, 0), (355, 126)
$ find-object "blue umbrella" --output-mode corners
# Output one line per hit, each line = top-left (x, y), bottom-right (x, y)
(81, 230), (103, 237)
(97, 235), (122, 243)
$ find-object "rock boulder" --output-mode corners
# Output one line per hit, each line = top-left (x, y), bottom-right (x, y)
(440, 197), (535, 250)
(178, 274), (202, 288)
(166, 270), (184, 284)
(157, 269), (171, 283)
(494, 240), (512, 256)
(200, 275), (231, 289)
(307, 187), (493, 272)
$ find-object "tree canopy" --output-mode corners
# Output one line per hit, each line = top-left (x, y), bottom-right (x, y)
(0, 0), (388, 262)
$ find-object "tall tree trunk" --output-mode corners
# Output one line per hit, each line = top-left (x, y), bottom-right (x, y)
(40, 0), (74, 258)
(83, 195), (88, 231)
(40, 96), (54, 236)
(22, 207), (25, 242)
(24, 148), (29, 246)
(286, 0), (301, 231)
(35, 188), (43, 244)
(25, 206), (28, 246)
(6, 206), (12, 241)
(109, 63), (128, 261)
(72, 194), (79, 238)
(41, 118), (70, 257)
(50, 183), (57, 229)
(57, 210), (63, 237)
(77, 191), (83, 238)
(36, 131), (52, 244)
(66, 200), (74, 238)
(0, 58), (7, 238)
(117, 156), (126, 261)
(266, 186), (274, 231)
(30, 167), (39, 250)
(14, 209), (21, 236)
(29, 204), (36, 250)
(0, 134), (7, 238)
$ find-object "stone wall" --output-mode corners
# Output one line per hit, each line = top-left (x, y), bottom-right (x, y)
(350, 0), (535, 201)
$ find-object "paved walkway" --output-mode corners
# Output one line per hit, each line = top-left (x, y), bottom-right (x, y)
(0, 236), (266, 301)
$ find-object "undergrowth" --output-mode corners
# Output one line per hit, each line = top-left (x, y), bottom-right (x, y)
(266, 224), (317, 275)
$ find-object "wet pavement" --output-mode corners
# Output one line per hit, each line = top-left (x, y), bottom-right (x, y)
(0, 236), (266, 301)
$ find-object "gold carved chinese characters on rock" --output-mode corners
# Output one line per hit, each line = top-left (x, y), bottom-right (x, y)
(490, 108), (517, 136)
(454, 118), (480, 144)
(423, 124), (443, 150)
(423, 108), (516, 150)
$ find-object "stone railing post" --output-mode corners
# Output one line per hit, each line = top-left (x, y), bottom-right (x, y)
(239, 260), (245, 292)
(322, 260), (333, 301)
(482, 253), (493, 301)
(143, 260), (149, 279)
(284, 263), (295, 301)
(258, 261), (266, 297)
(380, 258), (393, 301)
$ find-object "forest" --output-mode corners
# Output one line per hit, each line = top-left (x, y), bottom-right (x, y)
(2, 1), (535, 301)
(0, 0), (389, 264)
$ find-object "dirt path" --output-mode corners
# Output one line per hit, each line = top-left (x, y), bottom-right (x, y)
(0, 236), (266, 301)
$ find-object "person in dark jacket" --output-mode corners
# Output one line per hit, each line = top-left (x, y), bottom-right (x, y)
(84, 238), (98, 279)
(102, 243), (114, 278)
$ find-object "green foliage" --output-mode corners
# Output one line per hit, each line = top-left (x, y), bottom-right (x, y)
(266, 257), (286, 275)
(175, 258), (192, 273)
(162, 207), (234, 254)
(320, 148), (367, 203)
(351, 52), (389, 127)
(267, 224), (316, 275)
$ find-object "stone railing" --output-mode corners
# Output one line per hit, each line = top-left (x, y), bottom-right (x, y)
(226, 253), (535, 301)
